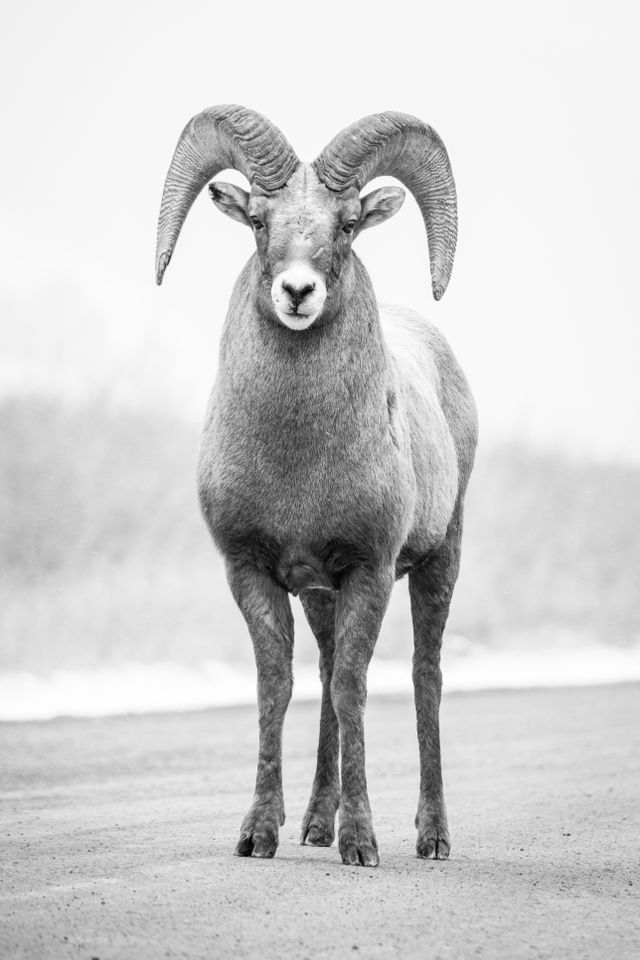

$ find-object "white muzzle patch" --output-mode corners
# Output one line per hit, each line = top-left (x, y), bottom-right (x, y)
(271, 263), (327, 331)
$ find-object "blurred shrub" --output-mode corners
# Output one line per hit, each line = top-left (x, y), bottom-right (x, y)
(456, 444), (640, 646)
(0, 396), (203, 579)
(1, 397), (638, 671)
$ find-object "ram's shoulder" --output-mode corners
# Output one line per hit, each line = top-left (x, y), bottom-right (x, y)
(379, 303), (455, 383)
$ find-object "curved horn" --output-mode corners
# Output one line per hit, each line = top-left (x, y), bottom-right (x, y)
(313, 112), (457, 300)
(156, 104), (300, 284)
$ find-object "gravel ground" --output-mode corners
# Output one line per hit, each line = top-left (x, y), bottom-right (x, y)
(1, 683), (639, 959)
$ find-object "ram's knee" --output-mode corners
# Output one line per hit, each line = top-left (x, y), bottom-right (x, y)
(318, 652), (334, 687)
(330, 667), (366, 723)
(257, 667), (292, 720)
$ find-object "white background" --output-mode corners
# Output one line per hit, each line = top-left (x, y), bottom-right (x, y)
(2, 0), (639, 462)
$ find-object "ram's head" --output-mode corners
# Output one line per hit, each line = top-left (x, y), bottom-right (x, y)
(156, 105), (457, 331)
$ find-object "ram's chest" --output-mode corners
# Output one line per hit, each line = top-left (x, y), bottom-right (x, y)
(197, 394), (414, 586)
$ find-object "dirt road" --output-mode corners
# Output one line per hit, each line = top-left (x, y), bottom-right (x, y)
(1, 684), (639, 958)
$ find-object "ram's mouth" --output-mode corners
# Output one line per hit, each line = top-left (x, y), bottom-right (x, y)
(276, 309), (318, 331)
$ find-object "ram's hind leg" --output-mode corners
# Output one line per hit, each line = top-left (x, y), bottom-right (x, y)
(299, 589), (340, 847)
(409, 504), (463, 860)
(227, 563), (294, 859)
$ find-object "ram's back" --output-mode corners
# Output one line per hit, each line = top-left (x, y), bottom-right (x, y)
(380, 304), (478, 501)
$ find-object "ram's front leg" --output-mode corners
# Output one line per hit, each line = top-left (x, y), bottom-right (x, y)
(300, 589), (340, 847)
(226, 562), (294, 859)
(331, 564), (394, 867)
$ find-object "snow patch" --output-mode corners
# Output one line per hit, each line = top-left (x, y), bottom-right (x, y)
(1, 640), (639, 722)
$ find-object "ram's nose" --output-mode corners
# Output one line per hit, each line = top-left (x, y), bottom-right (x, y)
(282, 279), (316, 309)
(271, 263), (327, 331)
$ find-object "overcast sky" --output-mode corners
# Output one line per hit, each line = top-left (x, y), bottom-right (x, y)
(2, 0), (638, 462)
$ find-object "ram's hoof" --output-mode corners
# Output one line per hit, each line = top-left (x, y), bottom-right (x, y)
(235, 830), (278, 858)
(416, 818), (450, 860)
(301, 819), (335, 846)
(338, 818), (379, 867)
(301, 796), (338, 847)
(235, 804), (283, 859)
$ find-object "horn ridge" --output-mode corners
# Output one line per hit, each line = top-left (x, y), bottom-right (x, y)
(313, 112), (457, 300)
(155, 104), (300, 284)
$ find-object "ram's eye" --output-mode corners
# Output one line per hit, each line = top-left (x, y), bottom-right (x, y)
(250, 216), (264, 231)
(343, 219), (357, 235)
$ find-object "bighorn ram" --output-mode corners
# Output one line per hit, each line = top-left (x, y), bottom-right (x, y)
(156, 105), (477, 867)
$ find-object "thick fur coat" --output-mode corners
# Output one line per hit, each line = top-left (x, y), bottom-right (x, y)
(198, 253), (476, 592)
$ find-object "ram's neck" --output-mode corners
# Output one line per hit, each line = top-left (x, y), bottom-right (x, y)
(218, 253), (389, 421)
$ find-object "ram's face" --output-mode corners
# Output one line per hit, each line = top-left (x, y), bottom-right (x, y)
(210, 163), (404, 331)
(251, 167), (359, 331)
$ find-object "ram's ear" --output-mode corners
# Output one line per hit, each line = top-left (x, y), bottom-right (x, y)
(208, 181), (251, 226)
(356, 186), (405, 234)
